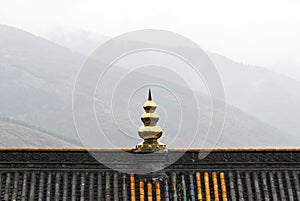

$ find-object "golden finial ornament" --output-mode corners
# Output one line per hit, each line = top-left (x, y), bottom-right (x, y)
(136, 89), (166, 152)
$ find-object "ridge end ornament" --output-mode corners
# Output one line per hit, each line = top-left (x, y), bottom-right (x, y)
(135, 89), (166, 152)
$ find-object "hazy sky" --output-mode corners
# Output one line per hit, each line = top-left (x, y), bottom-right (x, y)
(1, 0), (300, 80)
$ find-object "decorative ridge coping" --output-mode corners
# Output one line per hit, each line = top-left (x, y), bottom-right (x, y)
(0, 147), (299, 152)
(0, 148), (300, 169)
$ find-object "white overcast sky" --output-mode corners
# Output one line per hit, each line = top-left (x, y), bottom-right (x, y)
(0, 0), (300, 80)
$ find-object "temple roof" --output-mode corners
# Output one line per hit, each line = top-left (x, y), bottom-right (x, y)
(0, 148), (299, 200)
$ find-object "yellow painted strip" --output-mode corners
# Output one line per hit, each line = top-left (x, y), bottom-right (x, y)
(212, 172), (219, 201)
(130, 173), (136, 201)
(204, 172), (211, 201)
(196, 172), (203, 201)
(140, 181), (145, 201)
(155, 182), (161, 201)
(147, 182), (153, 201)
(220, 172), (228, 201)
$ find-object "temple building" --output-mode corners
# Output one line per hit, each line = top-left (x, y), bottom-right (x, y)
(0, 91), (300, 200)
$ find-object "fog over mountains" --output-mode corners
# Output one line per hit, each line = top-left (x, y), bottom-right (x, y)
(0, 119), (76, 147)
(0, 24), (299, 148)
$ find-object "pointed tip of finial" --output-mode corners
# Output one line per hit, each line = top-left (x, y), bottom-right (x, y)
(148, 88), (152, 101)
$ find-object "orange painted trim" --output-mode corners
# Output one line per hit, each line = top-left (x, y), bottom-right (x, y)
(0, 147), (299, 152)
(195, 172), (203, 201)
(212, 172), (219, 201)
(220, 172), (228, 201)
(0, 147), (133, 152)
(169, 148), (300, 152)
(155, 182), (161, 201)
(130, 173), (136, 201)
(140, 181), (145, 201)
(204, 172), (211, 201)
(147, 183), (153, 201)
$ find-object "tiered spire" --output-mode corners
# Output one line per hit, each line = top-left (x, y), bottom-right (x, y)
(136, 89), (166, 152)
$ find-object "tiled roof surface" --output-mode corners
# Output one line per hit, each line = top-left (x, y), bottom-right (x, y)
(1, 170), (300, 200)
(0, 148), (299, 200)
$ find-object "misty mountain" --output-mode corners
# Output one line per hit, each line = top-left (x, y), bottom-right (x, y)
(50, 29), (300, 141)
(0, 24), (298, 147)
(0, 24), (84, 143)
(0, 119), (76, 147)
(44, 26), (110, 56)
(89, 68), (297, 148)
(209, 53), (300, 139)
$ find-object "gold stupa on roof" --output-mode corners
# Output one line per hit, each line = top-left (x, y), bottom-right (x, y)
(136, 89), (166, 152)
